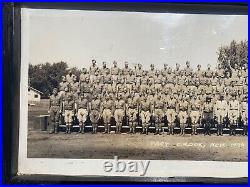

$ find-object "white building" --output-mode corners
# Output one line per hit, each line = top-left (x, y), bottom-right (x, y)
(28, 86), (43, 102)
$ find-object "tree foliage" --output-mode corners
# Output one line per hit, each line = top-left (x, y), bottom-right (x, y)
(29, 61), (69, 97)
(217, 40), (248, 71)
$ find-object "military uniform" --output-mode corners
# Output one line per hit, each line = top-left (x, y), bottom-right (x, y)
(241, 98), (248, 136)
(228, 95), (240, 136)
(90, 97), (101, 134)
(102, 96), (113, 133)
(190, 96), (201, 135)
(66, 72), (75, 84)
(203, 98), (213, 136)
(214, 96), (228, 136)
(153, 96), (165, 135)
(77, 95), (89, 133)
(178, 97), (189, 135)
(63, 92), (75, 133)
(114, 96), (125, 134)
(49, 89), (62, 133)
(59, 77), (68, 97)
(166, 96), (177, 135)
(89, 60), (99, 82)
(127, 97), (138, 134)
(140, 97), (151, 135)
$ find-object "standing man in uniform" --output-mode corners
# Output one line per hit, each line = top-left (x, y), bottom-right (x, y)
(190, 95), (202, 135)
(90, 95), (101, 134)
(49, 88), (62, 134)
(89, 59), (99, 83)
(241, 96), (248, 136)
(214, 95), (228, 136)
(203, 97), (213, 136)
(228, 93), (240, 136)
(76, 94), (89, 134)
(114, 94), (126, 134)
(102, 94), (113, 134)
(140, 95), (152, 135)
(153, 94), (165, 135)
(166, 94), (177, 135)
(62, 89), (75, 134)
(178, 95), (189, 135)
(59, 76), (68, 97)
(127, 95), (138, 134)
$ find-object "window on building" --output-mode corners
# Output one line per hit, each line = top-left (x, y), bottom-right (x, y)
(34, 94), (39, 98)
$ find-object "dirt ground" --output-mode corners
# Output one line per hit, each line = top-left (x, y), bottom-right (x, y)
(27, 131), (248, 161)
(28, 100), (248, 161)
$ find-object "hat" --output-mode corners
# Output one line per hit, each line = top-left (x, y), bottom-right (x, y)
(92, 59), (96, 63)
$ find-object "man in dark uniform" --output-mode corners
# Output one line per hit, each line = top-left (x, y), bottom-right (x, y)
(49, 88), (62, 134)
(203, 97), (213, 136)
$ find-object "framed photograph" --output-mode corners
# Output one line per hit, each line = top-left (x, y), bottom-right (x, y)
(3, 2), (248, 184)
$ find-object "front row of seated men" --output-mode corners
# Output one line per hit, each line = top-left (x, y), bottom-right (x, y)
(49, 87), (248, 136)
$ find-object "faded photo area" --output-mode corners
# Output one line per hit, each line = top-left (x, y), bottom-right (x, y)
(25, 9), (248, 161)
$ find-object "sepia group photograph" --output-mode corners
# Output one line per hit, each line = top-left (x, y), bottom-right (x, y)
(15, 3), (248, 182)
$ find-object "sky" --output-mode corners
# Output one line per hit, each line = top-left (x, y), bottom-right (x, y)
(22, 9), (248, 70)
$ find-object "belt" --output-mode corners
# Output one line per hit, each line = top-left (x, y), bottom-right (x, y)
(51, 105), (60, 107)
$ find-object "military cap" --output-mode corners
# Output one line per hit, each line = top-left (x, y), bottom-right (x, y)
(164, 64), (168, 68)
(150, 64), (154, 67)
(92, 59), (96, 64)
(176, 63), (180, 67)
(186, 61), (190, 65)
(197, 64), (201, 68)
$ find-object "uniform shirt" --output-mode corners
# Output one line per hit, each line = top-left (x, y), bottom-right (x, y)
(154, 98), (165, 109)
(191, 99), (201, 111)
(205, 69), (213, 78)
(89, 65), (99, 75)
(179, 100), (188, 111)
(64, 99), (74, 110)
(203, 102), (213, 113)
(102, 99), (113, 110)
(66, 74), (75, 84)
(148, 69), (156, 78)
(71, 82), (80, 93)
(111, 66), (120, 75)
(184, 67), (193, 77)
(59, 81), (69, 91)
(115, 99), (125, 109)
(79, 73), (89, 82)
(167, 98), (176, 109)
(136, 68), (143, 77)
(50, 94), (62, 107)
(100, 67), (110, 76)
(91, 99), (101, 111)
(215, 68), (224, 78)
(122, 67), (132, 76)
(215, 100), (228, 112)
(77, 98), (89, 109)
(241, 102), (248, 112)
(229, 100), (240, 111)
(81, 82), (92, 93)
(141, 99), (151, 111)
(127, 98), (137, 109)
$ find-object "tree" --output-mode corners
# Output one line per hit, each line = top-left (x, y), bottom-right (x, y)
(29, 61), (68, 97)
(217, 40), (248, 72)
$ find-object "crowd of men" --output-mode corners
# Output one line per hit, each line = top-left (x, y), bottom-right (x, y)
(49, 60), (248, 136)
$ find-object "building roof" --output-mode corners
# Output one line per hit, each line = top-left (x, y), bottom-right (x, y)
(28, 86), (43, 94)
